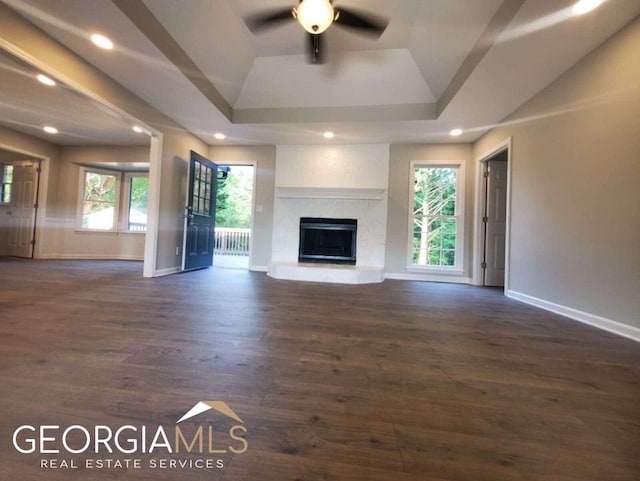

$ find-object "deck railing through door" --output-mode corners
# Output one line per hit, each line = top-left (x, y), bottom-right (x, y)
(214, 227), (250, 256)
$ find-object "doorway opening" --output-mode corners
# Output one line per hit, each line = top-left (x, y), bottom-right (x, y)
(213, 164), (255, 270)
(479, 148), (509, 288)
(1, 147), (44, 259)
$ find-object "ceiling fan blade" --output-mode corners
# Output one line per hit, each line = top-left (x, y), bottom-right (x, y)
(333, 7), (388, 37)
(307, 33), (325, 64)
(244, 8), (294, 33)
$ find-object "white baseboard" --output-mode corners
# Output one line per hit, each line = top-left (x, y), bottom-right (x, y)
(154, 266), (182, 277)
(384, 272), (472, 284)
(249, 265), (268, 272)
(38, 254), (143, 261)
(506, 289), (640, 343)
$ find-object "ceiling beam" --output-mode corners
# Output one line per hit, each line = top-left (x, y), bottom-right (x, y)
(0, 2), (174, 135)
(437, 0), (526, 117)
(112, 0), (233, 122)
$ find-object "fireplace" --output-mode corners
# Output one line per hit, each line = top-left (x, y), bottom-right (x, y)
(298, 217), (357, 265)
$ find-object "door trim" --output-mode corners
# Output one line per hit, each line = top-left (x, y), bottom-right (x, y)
(214, 161), (257, 269)
(472, 137), (513, 290)
(143, 134), (162, 277)
(0, 142), (48, 259)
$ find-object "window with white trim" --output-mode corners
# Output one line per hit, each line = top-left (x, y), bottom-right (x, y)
(79, 169), (119, 230)
(78, 168), (148, 232)
(410, 162), (464, 270)
(124, 173), (149, 232)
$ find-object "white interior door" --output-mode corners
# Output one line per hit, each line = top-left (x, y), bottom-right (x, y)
(7, 160), (39, 258)
(483, 159), (508, 287)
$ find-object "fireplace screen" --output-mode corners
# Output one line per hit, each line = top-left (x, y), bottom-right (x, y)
(298, 217), (357, 265)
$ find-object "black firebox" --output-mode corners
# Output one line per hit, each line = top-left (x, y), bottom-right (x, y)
(298, 217), (357, 265)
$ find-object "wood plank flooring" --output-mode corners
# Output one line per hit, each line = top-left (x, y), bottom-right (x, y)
(0, 258), (638, 480)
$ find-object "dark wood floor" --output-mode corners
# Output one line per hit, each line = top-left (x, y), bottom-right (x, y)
(0, 258), (638, 481)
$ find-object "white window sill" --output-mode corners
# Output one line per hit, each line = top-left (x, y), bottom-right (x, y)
(407, 265), (464, 276)
(74, 228), (118, 234)
(73, 229), (146, 235)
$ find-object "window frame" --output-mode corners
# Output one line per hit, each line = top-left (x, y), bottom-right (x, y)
(76, 167), (121, 232)
(122, 172), (149, 234)
(407, 160), (465, 274)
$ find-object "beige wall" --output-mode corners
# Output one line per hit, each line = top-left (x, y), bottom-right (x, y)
(208, 145), (276, 270)
(39, 145), (150, 260)
(0, 125), (60, 256)
(474, 17), (640, 327)
(386, 143), (474, 280)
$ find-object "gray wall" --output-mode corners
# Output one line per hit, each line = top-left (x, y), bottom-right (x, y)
(208, 145), (276, 270)
(474, 16), (640, 327)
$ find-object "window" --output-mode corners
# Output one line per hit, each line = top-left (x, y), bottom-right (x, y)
(1, 164), (13, 204)
(124, 173), (149, 232)
(78, 168), (148, 232)
(80, 169), (118, 230)
(410, 163), (464, 270)
(191, 160), (213, 216)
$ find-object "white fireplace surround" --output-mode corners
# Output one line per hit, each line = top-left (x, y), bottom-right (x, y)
(268, 144), (389, 284)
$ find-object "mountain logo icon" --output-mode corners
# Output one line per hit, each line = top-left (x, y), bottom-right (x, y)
(177, 401), (244, 424)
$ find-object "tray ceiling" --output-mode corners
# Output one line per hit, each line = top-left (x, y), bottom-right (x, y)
(2, 0), (639, 145)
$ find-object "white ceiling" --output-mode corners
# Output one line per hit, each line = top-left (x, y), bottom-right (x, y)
(0, 51), (148, 145)
(2, 0), (639, 146)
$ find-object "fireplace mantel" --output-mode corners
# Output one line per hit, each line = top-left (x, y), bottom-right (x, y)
(276, 187), (385, 200)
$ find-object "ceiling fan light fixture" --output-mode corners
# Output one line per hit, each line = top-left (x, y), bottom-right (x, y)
(295, 0), (335, 34)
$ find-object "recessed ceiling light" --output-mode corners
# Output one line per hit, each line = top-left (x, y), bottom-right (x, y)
(450, 128), (463, 137)
(91, 33), (113, 50)
(323, 131), (335, 139)
(132, 126), (143, 133)
(36, 74), (56, 86)
(214, 133), (226, 140)
(572, 0), (605, 15)
(43, 126), (58, 134)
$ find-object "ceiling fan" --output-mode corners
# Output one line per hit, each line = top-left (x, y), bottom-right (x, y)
(245, 0), (389, 64)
